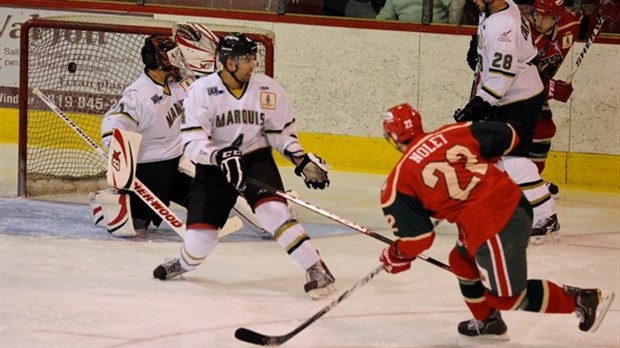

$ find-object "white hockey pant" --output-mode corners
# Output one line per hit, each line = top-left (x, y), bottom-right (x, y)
(496, 156), (555, 224)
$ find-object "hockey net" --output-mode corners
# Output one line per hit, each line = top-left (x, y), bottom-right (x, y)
(18, 16), (275, 197)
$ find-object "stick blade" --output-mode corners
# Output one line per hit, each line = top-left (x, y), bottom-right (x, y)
(234, 327), (282, 346)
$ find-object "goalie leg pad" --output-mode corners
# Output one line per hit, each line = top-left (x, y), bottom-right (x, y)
(89, 189), (139, 238)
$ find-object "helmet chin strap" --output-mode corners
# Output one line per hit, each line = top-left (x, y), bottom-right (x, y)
(225, 59), (245, 86)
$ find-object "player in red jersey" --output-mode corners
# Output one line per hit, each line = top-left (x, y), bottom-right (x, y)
(529, 0), (619, 197)
(378, 103), (615, 339)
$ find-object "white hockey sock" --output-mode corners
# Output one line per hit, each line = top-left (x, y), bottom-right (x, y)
(498, 156), (555, 223)
(255, 201), (320, 270)
(180, 228), (219, 271)
(274, 222), (321, 270)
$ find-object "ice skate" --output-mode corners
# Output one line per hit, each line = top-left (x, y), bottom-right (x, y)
(530, 213), (560, 245)
(458, 310), (509, 340)
(304, 260), (336, 300)
(153, 258), (187, 280)
(565, 286), (616, 332)
(545, 181), (560, 200)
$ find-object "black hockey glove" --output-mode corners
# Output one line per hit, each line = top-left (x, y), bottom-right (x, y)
(294, 153), (330, 190)
(467, 34), (478, 72)
(216, 146), (246, 191)
(454, 96), (495, 123)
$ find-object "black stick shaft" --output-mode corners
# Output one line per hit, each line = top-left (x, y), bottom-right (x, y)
(234, 264), (385, 346)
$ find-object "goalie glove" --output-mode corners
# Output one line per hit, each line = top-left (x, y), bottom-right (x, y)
(454, 96), (495, 122)
(216, 146), (246, 191)
(294, 153), (330, 190)
(380, 241), (416, 274)
(171, 22), (219, 76)
(547, 79), (573, 102)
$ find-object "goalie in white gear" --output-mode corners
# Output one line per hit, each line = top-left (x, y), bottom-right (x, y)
(153, 32), (336, 300)
(93, 35), (193, 237)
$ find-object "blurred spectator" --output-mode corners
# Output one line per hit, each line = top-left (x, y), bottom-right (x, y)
(350, 0), (387, 14)
(376, 0), (465, 24)
(371, 0), (388, 12)
(324, 0), (350, 15)
(346, 0), (382, 17)
(288, 0), (324, 15)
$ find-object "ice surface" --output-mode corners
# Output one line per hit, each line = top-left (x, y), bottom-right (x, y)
(1, 144), (619, 347)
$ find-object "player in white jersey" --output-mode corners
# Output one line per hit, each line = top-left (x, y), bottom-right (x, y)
(456, 0), (559, 244)
(153, 33), (337, 300)
(99, 35), (192, 235)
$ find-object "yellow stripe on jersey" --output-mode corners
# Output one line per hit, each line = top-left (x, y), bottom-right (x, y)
(481, 85), (503, 100)
(181, 126), (203, 133)
(110, 112), (138, 125)
(489, 68), (516, 78)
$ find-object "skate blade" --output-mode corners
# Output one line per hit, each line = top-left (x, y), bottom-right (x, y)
(459, 332), (510, 341)
(529, 231), (560, 245)
(307, 284), (337, 300)
(589, 291), (615, 332)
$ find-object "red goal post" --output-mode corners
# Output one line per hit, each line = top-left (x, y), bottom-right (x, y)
(18, 16), (275, 197)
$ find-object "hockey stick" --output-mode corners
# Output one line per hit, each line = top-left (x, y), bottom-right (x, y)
(468, 70), (479, 101)
(246, 177), (451, 273)
(566, 15), (606, 84)
(32, 88), (243, 238)
(235, 264), (385, 346)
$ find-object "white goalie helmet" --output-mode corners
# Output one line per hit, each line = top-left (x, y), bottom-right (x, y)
(171, 22), (220, 76)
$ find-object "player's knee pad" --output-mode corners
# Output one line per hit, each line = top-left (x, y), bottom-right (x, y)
(89, 189), (139, 238)
(448, 247), (479, 281)
(180, 228), (219, 270)
(484, 289), (527, 311)
(497, 156), (541, 185)
(254, 200), (294, 234)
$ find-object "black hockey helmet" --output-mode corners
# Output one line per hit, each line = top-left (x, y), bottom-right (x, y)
(141, 35), (178, 71)
(217, 32), (258, 65)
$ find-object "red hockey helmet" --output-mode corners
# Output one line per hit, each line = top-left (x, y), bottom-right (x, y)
(382, 103), (424, 151)
(533, 0), (565, 17)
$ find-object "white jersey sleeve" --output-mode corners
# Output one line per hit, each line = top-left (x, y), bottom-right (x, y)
(262, 79), (305, 160)
(102, 73), (186, 163)
(476, 0), (543, 105)
(102, 91), (140, 149)
(181, 79), (219, 165)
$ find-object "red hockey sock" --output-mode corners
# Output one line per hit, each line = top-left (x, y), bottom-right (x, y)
(522, 280), (575, 313)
